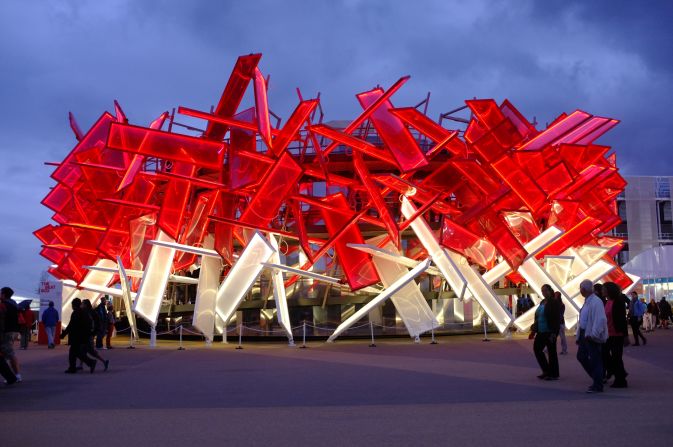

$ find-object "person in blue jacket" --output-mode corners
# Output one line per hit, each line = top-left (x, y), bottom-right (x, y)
(41, 301), (59, 349)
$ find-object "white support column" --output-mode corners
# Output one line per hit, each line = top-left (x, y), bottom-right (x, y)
(215, 232), (275, 325)
(117, 257), (138, 340)
(134, 230), (176, 326)
(192, 235), (222, 344)
(268, 233), (294, 344)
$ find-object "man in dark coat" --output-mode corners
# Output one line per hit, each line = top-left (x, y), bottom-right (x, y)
(60, 298), (97, 373)
(532, 284), (561, 380)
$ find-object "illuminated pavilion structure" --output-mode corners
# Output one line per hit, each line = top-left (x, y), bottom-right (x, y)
(35, 53), (639, 344)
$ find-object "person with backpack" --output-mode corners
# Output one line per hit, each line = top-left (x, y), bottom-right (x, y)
(18, 304), (35, 350)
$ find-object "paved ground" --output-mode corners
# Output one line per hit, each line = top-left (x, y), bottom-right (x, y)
(3, 330), (673, 446)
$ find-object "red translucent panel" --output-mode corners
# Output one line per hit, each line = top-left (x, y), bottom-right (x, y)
(440, 217), (497, 268)
(451, 160), (501, 196)
(597, 236), (626, 258)
(557, 144), (610, 173)
(158, 163), (196, 240)
(519, 110), (591, 151)
(491, 154), (546, 212)
(272, 99), (318, 156)
(391, 107), (456, 146)
(213, 194), (238, 265)
(52, 113), (116, 187)
(537, 216), (602, 257)
(576, 120), (619, 145)
(373, 174), (455, 215)
(466, 99), (507, 132)
(512, 150), (547, 178)
(228, 108), (269, 189)
(309, 124), (396, 165)
(253, 67), (273, 151)
(175, 190), (219, 270)
(552, 117), (618, 146)
(319, 194), (380, 291)
(603, 265), (633, 290)
(352, 151), (399, 246)
(466, 118), (522, 163)
(356, 88), (428, 172)
(501, 211), (540, 245)
(467, 210), (527, 270)
(537, 162), (574, 197)
(107, 123), (225, 169)
(206, 54), (261, 140)
(236, 152), (303, 243)
(500, 99), (536, 140)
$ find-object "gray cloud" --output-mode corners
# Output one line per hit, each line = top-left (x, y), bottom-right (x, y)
(0, 0), (672, 294)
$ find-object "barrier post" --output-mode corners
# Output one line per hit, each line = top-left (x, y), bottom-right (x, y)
(482, 315), (490, 342)
(127, 326), (136, 349)
(300, 321), (307, 349)
(431, 327), (438, 344)
(236, 324), (243, 350)
(150, 326), (157, 348)
(369, 321), (376, 347)
(177, 325), (185, 350)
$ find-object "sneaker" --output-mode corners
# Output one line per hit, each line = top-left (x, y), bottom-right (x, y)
(15, 374), (22, 382)
(586, 386), (603, 393)
(104, 360), (109, 372)
(89, 361), (97, 374)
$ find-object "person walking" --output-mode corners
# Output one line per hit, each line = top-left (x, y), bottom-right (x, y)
(41, 301), (59, 348)
(105, 303), (115, 350)
(18, 303), (35, 350)
(555, 291), (568, 355)
(82, 300), (109, 371)
(0, 287), (22, 382)
(646, 298), (659, 332)
(532, 284), (561, 380)
(659, 297), (672, 329)
(604, 282), (628, 388)
(95, 297), (109, 349)
(0, 297), (18, 385)
(60, 298), (97, 374)
(576, 280), (608, 393)
(629, 292), (647, 345)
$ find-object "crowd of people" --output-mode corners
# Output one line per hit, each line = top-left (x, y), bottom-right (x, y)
(1, 288), (115, 385)
(531, 279), (673, 393)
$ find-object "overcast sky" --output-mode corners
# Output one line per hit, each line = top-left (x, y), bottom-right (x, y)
(1, 0), (672, 296)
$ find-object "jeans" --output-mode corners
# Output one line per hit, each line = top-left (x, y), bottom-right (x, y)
(45, 326), (56, 346)
(558, 324), (568, 353)
(534, 332), (559, 377)
(630, 317), (646, 345)
(577, 337), (604, 390)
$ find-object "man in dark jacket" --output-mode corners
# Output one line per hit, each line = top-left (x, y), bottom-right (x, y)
(41, 301), (59, 348)
(0, 298), (17, 385)
(95, 297), (108, 349)
(532, 284), (561, 380)
(60, 298), (97, 373)
(0, 286), (21, 381)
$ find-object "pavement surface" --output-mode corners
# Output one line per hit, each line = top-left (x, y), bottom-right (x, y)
(3, 330), (673, 446)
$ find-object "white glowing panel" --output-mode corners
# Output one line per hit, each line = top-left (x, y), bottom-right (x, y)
(518, 257), (580, 322)
(544, 256), (574, 285)
(215, 232), (275, 325)
(564, 259), (616, 308)
(327, 259), (431, 342)
(85, 264), (198, 284)
(61, 259), (117, 327)
(367, 237), (438, 338)
(444, 249), (513, 332)
(134, 230), (176, 326)
(400, 197), (467, 299)
(192, 235), (222, 342)
(268, 234), (293, 342)
(60, 280), (77, 328)
(576, 245), (610, 266)
(117, 257), (138, 340)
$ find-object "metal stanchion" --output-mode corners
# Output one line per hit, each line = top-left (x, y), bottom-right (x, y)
(150, 326), (157, 348)
(222, 327), (228, 344)
(482, 315), (490, 342)
(430, 327), (438, 344)
(177, 325), (185, 350)
(369, 321), (376, 347)
(236, 325), (243, 350)
(299, 321), (308, 349)
(127, 327), (136, 349)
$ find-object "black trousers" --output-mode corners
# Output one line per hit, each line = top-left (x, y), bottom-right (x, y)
(534, 332), (559, 377)
(68, 343), (95, 370)
(605, 335), (627, 383)
(630, 317), (646, 345)
(0, 356), (17, 383)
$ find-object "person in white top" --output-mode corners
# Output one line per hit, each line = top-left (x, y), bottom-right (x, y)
(576, 279), (609, 393)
